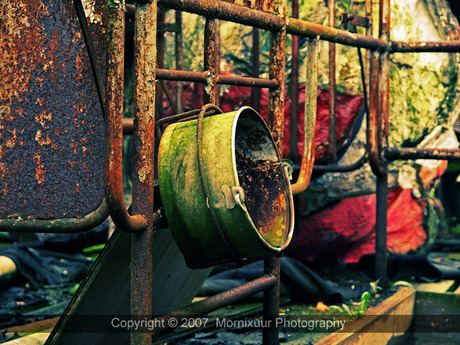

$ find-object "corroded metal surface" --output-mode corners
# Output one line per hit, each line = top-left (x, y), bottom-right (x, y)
(386, 148), (460, 160)
(289, 0), (299, 162)
(222, 0), (279, 14)
(131, 2), (158, 344)
(204, 19), (218, 104)
(267, 0), (286, 154)
(158, 0), (284, 32)
(0, 0), (104, 220)
(328, 0), (337, 164)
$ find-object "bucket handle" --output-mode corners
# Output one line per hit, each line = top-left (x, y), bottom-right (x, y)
(280, 162), (295, 251)
(195, 104), (243, 261)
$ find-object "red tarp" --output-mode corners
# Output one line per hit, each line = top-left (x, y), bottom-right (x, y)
(285, 186), (428, 263)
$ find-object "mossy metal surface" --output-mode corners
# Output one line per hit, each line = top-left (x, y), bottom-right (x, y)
(158, 107), (292, 268)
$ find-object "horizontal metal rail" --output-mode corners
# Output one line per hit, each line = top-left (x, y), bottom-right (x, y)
(156, 68), (278, 88)
(288, 18), (389, 51)
(392, 41), (460, 53)
(313, 153), (368, 173)
(0, 200), (109, 233)
(157, 0), (284, 32)
(156, 69), (207, 82)
(155, 0), (460, 55)
(216, 74), (278, 88)
(152, 274), (277, 336)
(386, 148), (460, 160)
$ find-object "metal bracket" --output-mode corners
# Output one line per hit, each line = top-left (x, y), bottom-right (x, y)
(341, 12), (370, 31)
(221, 185), (246, 210)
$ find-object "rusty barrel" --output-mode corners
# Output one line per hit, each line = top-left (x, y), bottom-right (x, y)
(158, 106), (294, 268)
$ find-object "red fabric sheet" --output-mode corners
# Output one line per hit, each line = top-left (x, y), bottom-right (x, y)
(285, 186), (428, 263)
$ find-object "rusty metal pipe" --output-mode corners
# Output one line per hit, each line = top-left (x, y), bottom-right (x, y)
(156, 69), (207, 82)
(123, 118), (134, 135)
(288, 18), (389, 51)
(204, 18), (218, 104)
(367, 50), (385, 176)
(328, 0), (337, 164)
(386, 148), (460, 160)
(175, 10), (184, 113)
(152, 274), (277, 336)
(251, 28), (261, 111)
(375, 171), (388, 288)
(268, 20), (286, 154)
(263, 255), (281, 345)
(375, 0), (391, 289)
(158, 0), (284, 32)
(313, 153), (367, 172)
(392, 41), (460, 53)
(216, 74), (278, 88)
(289, 0), (300, 162)
(130, 2), (158, 345)
(291, 39), (318, 195)
(158, 0), (390, 51)
(0, 200), (109, 233)
(105, 0), (148, 233)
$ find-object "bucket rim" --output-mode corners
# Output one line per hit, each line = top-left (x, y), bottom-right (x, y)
(230, 106), (294, 252)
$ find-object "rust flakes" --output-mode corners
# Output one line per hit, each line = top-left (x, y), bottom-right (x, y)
(35, 129), (53, 146)
(33, 153), (46, 185)
(82, 0), (103, 25)
(5, 129), (17, 148)
(35, 110), (52, 128)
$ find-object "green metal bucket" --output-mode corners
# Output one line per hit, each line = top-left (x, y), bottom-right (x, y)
(158, 106), (294, 268)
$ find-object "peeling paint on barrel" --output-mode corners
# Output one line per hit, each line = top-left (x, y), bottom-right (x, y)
(0, 0), (105, 219)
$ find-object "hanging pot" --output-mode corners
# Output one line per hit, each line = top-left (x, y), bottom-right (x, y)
(158, 105), (294, 268)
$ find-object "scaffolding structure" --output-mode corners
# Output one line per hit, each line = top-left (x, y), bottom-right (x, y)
(1, 0), (460, 344)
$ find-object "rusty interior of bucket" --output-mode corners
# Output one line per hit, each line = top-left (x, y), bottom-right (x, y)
(235, 109), (289, 248)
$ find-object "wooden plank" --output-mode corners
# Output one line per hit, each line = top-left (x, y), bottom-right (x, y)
(454, 285), (460, 294)
(417, 280), (456, 293)
(2, 329), (53, 345)
(45, 228), (211, 345)
(316, 287), (416, 345)
(1, 317), (59, 337)
(413, 291), (460, 333)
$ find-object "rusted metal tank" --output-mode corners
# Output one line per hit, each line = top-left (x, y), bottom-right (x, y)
(0, 0), (105, 221)
(158, 106), (294, 268)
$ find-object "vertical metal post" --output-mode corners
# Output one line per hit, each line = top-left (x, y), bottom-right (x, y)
(204, 18), (218, 104)
(365, 0), (373, 97)
(131, 1), (157, 344)
(263, 255), (281, 345)
(328, 0), (337, 164)
(268, 1), (286, 155)
(250, 28), (261, 112)
(175, 10), (184, 112)
(264, 2), (286, 344)
(156, 7), (165, 119)
(289, 0), (300, 162)
(375, 0), (390, 288)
